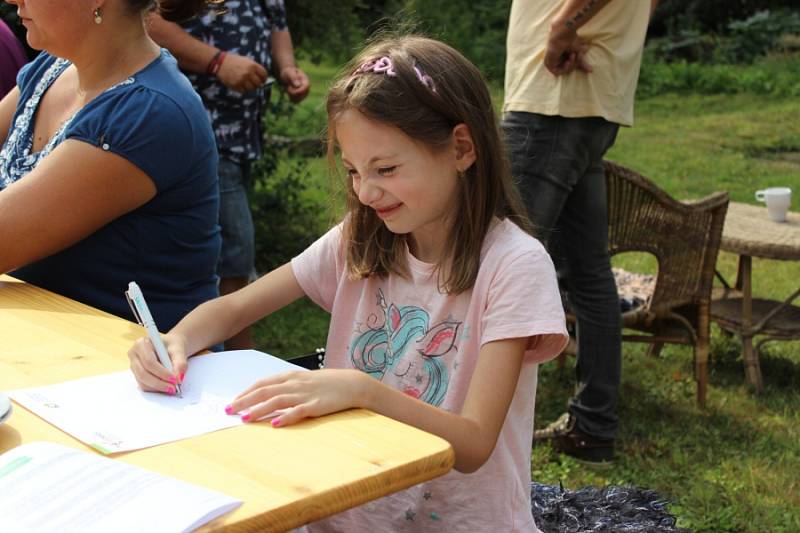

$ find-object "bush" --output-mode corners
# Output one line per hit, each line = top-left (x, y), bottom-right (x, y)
(638, 52), (800, 98)
(251, 94), (329, 273)
(286, 0), (511, 83)
(718, 9), (800, 63)
(401, 0), (510, 83)
(285, 0), (408, 64)
(649, 9), (800, 64)
(250, 157), (326, 273)
(650, 0), (798, 37)
(646, 31), (718, 63)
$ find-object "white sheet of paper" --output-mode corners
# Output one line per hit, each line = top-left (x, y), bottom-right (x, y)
(9, 350), (305, 453)
(0, 441), (241, 533)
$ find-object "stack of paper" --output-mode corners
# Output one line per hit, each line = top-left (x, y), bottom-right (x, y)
(0, 441), (241, 533)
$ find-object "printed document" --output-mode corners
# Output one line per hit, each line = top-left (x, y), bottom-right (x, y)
(8, 350), (304, 453)
(0, 441), (241, 533)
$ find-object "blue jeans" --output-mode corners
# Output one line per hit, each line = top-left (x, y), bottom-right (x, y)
(217, 158), (255, 279)
(502, 112), (621, 440)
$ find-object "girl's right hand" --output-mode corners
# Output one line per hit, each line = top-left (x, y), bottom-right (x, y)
(127, 333), (189, 395)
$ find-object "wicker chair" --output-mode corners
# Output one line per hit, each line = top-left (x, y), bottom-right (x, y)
(563, 161), (729, 407)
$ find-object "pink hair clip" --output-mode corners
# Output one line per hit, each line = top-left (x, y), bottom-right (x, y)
(355, 56), (396, 76)
(354, 56), (437, 93)
(413, 65), (437, 93)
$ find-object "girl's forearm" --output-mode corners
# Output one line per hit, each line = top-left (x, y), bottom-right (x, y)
(169, 295), (239, 354)
(356, 337), (527, 473)
(357, 373), (498, 473)
(171, 263), (306, 354)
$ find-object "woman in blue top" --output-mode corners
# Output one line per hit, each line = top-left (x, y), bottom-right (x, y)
(0, 0), (221, 331)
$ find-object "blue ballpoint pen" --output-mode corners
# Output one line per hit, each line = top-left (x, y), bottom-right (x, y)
(125, 281), (182, 397)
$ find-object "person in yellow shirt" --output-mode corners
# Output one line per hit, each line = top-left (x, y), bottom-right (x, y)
(502, 0), (658, 463)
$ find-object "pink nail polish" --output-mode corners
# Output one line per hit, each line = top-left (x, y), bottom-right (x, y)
(180, 372), (186, 382)
(241, 412), (251, 422)
(167, 385), (176, 395)
(271, 417), (282, 428)
(167, 375), (177, 385)
(224, 404), (233, 415)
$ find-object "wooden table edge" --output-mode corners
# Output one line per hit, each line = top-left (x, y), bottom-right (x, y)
(201, 443), (455, 532)
(719, 238), (800, 261)
(1, 275), (458, 530)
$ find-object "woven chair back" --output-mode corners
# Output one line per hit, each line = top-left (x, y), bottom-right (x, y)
(604, 161), (729, 316)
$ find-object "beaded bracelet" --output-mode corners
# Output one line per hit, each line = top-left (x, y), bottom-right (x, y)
(206, 50), (228, 76)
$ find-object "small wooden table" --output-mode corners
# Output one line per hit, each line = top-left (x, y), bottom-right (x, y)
(0, 275), (454, 531)
(711, 202), (800, 393)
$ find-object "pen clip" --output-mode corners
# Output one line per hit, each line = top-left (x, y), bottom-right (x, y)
(124, 289), (143, 326)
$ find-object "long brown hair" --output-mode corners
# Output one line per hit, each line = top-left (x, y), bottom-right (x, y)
(128, 0), (217, 22)
(326, 35), (531, 294)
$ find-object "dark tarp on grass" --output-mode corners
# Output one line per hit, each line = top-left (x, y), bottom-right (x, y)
(531, 482), (690, 532)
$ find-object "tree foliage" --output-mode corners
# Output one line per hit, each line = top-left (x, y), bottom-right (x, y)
(285, 0), (799, 83)
(650, 0), (798, 36)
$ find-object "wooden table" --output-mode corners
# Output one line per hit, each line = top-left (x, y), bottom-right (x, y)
(0, 275), (454, 531)
(711, 202), (800, 393)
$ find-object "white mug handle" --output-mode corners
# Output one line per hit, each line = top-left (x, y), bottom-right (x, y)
(755, 190), (766, 202)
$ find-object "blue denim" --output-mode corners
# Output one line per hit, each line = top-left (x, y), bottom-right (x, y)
(217, 158), (255, 279)
(502, 112), (621, 440)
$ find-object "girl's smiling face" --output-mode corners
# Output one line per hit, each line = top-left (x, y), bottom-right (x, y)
(336, 108), (463, 263)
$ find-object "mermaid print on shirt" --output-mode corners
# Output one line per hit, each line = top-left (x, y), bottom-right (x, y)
(350, 289), (462, 406)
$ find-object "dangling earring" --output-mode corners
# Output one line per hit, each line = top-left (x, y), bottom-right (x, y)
(93, 8), (103, 25)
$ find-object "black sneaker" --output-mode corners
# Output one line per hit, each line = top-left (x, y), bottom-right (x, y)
(553, 429), (615, 464)
(534, 413), (615, 464)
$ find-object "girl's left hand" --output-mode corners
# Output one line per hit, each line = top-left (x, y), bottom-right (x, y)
(227, 369), (368, 426)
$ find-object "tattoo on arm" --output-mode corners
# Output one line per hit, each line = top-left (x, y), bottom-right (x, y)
(565, 0), (598, 30)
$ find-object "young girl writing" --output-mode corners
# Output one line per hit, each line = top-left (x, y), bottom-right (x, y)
(128, 35), (567, 531)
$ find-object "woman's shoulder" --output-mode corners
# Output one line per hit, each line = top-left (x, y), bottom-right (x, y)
(21, 51), (59, 73)
(68, 85), (195, 152)
(108, 49), (197, 104)
(134, 50), (207, 113)
(15, 52), (63, 94)
(71, 54), (212, 146)
(62, 54), (216, 186)
(80, 51), (203, 123)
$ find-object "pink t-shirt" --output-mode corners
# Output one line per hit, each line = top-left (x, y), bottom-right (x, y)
(292, 218), (567, 532)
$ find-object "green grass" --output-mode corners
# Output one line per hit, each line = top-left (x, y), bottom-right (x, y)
(253, 61), (800, 531)
(554, 92), (800, 531)
(610, 93), (800, 203)
(534, 340), (800, 531)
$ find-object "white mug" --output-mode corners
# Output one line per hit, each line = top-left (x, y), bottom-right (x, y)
(755, 187), (792, 222)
